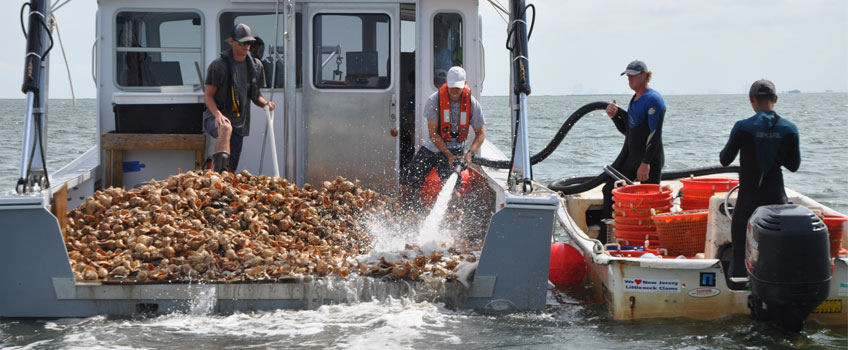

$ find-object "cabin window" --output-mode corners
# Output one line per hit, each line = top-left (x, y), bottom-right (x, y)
(115, 11), (203, 89)
(432, 13), (463, 88)
(312, 13), (391, 89)
(219, 12), (302, 89)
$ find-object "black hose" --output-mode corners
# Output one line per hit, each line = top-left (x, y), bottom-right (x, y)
(661, 165), (740, 180)
(36, 15), (54, 61)
(548, 165), (741, 195)
(549, 174), (610, 195)
(505, 3), (537, 50)
(473, 101), (611, 168)
(34, 109), (50, 189)
(471, 99), (740, 195)
(20, 3), (30, 38)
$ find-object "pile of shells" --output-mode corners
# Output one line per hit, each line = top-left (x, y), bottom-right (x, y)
(63, 170), (476, 283)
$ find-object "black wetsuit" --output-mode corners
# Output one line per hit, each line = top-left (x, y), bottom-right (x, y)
(720, 110), (800, 287)
(599, 89), (666, 243)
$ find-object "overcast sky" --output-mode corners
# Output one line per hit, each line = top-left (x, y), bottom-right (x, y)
(1, 0), (845, 98)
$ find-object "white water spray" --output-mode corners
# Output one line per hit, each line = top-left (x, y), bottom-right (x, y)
(417, 172), (458, 246)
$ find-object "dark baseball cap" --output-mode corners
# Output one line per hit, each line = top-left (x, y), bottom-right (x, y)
(749, 79), (776, 96)
(231, 23), (255, 42)
(621, 60), (648, 76)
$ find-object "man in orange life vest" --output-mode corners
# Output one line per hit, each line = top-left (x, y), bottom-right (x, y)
(401, 66), (486, 208)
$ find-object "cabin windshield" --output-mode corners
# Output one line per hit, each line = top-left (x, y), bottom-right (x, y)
(432, 13), (462, 87)
(218, 12), (301, 89)
(312, 13), (391, 89)
(115, 11), (203, 89)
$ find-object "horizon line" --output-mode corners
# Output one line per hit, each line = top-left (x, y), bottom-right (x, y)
(0, 91), (845, 100)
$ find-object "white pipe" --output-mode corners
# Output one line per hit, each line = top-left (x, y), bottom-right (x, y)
(259, 0), (283, 175)
(517, 92), (532, 193)
(284, 0), (297, 182)
(264, 105), (280, 177)
(18, 92), (36, 181)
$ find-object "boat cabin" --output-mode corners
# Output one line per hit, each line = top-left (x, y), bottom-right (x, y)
(95, 0), (485, 193)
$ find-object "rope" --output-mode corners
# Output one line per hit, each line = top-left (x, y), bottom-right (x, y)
(486, 0), (509, 25)
(51, 14), (76, 106)
(51, 0), (73, 13)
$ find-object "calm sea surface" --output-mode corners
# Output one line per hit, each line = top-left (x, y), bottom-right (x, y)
(1, 94), (846, 349)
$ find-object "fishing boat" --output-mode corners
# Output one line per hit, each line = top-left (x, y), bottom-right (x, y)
(2, 0), (845, 332)
(551, 166), (848, 330)
(2, 0), (558, 317)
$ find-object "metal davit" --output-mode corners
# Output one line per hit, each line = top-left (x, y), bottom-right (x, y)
(461, 0), (558, 312)
(17, 0), (53, 194)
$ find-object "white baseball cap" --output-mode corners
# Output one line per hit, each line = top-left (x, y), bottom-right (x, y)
(446, 66), (466, 89)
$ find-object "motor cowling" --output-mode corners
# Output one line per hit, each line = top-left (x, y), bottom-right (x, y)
(745, 204), (831, 332)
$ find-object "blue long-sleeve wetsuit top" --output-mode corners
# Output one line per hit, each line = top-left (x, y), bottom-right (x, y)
(720, 110), (801, 203)
(610, 88), (666, 179)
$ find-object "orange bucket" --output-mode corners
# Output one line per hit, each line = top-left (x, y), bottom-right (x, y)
(680, 187), (718, 200)
(612, 214), (653, 226)
(612, 184), (673, 201)
(680, 197), (711, 210)
(614, 222), (657, 231)
(614, 204), (672, 217)
(613, 197), (673, 209)
(680, 177), (739, 192)
(822, 214), (848, 259)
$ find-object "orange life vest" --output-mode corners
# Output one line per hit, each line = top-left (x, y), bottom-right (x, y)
(438, 83), (471, 143)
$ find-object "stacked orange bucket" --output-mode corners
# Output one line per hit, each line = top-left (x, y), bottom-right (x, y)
(821, 214), (848, 258)
(679, 177), (739, 210)
(612, 184), (673, 247)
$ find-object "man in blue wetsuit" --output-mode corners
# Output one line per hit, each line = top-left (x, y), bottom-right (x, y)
(720, 79), (800, 290)
(599, 60), (666, 243)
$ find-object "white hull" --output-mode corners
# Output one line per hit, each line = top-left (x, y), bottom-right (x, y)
(558, 177), (848, 325)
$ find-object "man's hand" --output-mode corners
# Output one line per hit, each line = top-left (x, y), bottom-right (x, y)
(215, 114), (231, 129)
(446, 153), (460, 167)
(637, 162), (650, 182)
(605, 99), (618, 118)
(266, 101), (276, 111)
(464, 151), (473, 165)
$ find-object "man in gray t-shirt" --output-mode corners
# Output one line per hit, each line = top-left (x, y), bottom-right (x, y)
(401, 66), (486, 208)
(203, 23), (274, 172)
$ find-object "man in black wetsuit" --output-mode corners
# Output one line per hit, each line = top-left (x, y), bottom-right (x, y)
(720, 79), (800, 289)
(599, 60), (666, 243)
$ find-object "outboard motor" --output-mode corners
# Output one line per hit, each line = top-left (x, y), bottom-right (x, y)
(746, 204), (831, 332)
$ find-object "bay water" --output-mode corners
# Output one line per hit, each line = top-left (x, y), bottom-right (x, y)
(0, 94), (846, 349)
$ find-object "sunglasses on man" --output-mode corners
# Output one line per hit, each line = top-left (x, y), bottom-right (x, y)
(237, 40), (254, 46)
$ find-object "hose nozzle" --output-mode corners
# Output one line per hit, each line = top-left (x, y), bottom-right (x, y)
(453, 158), (468, 175)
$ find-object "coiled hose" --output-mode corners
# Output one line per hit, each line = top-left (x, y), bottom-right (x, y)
(473, 101), (612, 169)
(470, 101), (739, 195)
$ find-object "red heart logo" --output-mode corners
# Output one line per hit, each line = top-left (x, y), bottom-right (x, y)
(635, 279), (642, 285)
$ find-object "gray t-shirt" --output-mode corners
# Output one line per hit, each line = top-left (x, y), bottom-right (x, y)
(422, 91), (485, 153)
(203, 51), (266, 136)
